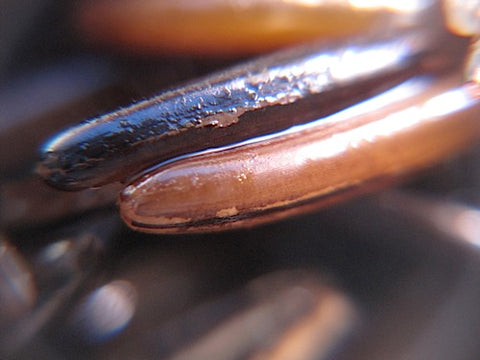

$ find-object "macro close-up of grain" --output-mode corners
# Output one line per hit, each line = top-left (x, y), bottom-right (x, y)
(1, 0), (480, 359)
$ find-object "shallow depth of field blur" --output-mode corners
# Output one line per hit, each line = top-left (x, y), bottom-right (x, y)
(1, 1), (480, 359)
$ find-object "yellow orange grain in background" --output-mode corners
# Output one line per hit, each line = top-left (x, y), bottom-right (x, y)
(76, 0), (387, 56)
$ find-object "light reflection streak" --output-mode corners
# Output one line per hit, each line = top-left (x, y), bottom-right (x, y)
(294, 81), (475, 165)
(41, 28), (423, 189)
(0, 241), (36, 318)
(423, 88), (472, 117)
(423, 199), (480, 248)
(44, 37), (413, 155)
(329, 45), (410, 81)
(165, 272), (357, 360)
(38, 240), (72, 264)
(74, 280), (137, 343)
(120, 66), (480, 233)
(465, 39), (480, 84)
(349, 0), (433, 13)
(452, 209), (480, 247)
(381, 192), (480, 249)
(142, 77), (428, 175)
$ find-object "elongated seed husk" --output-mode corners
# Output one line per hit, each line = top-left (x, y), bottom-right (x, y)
(119, 71), (480, 233)
(38, 16), (451, 190)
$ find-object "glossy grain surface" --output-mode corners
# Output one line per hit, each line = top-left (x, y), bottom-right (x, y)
(120, 73), (480, 233)
(38, 25), (446, 190)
